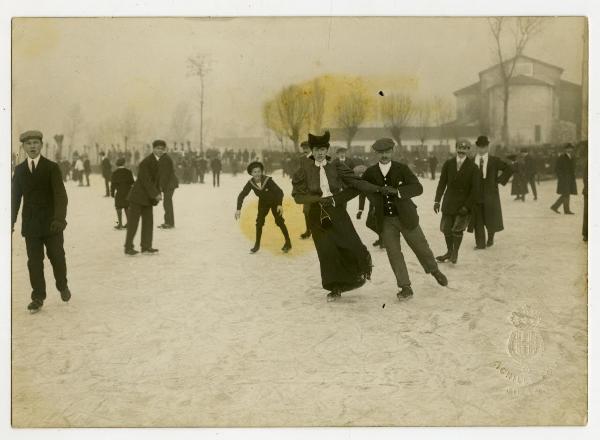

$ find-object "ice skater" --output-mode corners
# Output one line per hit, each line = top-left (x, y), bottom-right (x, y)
(433, 139), (480, 265)
(12, 130), (72, 313)
(470, 135), (513, 249)
(362, 138), (447, 300)
(110, 157), (134, 230)
(235, 161), (291, 254)
(292, 131), (387, 302)
(158, 149), (179, 229)
(550, 143), (577, 215)
(124, 140), (164, 255)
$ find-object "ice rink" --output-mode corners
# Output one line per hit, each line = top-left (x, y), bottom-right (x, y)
(11, 169), (587, 427)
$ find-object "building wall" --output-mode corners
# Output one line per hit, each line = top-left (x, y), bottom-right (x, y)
(456, 92), (480, 124)
(488, 84), (555, 145)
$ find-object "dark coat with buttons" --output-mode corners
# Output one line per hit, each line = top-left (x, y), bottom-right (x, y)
(127, 154), (161, 206)
(12, 156), (68, 237)
(362, 161), (423, 231)
(555, 153), (577, 195)
(434, 157), (480, 215)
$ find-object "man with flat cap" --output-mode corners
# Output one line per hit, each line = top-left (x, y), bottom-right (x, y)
(470, 135), (513, 249)
(362, 138), (448, 300)
(12, 130), (72, 313)
(124, 140), (165, 255)
(332, 146), (357, 171)
(434, 139), (480, 264)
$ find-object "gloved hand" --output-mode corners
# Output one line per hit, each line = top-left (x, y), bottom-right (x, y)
(433, 202), (440, 214)
(380, 186), (398, 196)
(356, 210), (363, 220)
(319, 196), (334, 207)
(50, 219), (67, 233)
(458, 206), (469, 216)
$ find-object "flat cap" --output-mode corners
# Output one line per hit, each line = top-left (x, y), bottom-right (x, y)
(152, 139), (167, 148)
(20, 130), (43, 142)
(372, 138), (395, 151)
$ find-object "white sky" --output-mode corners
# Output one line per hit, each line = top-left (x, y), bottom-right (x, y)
(12, 16), (585, 147)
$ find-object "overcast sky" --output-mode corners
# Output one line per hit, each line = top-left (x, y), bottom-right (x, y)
(12, 16), (585, 147)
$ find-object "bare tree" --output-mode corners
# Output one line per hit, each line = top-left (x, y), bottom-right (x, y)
(380, 93), (413, 149)
(310, 78), (326, 133)
(263, 100), (286, 151)
(488, 17), (544, 147)
(432, 95), (453, 146)
(415, 99), (432, 147)
(335, 91), (370, 148)
(187, 54), (210, 151)
(64, 103), (84, 159)
(170, 101), (193, 144)
(275, 85), (311, 152)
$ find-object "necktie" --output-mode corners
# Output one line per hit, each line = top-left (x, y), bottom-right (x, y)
(315, 160), (333, 197)
(31, 160), (36, 173)
(479, 157), (484, 179)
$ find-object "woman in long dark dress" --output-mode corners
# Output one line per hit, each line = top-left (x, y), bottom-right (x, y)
(292, 132), (388, 301)
(110, 157), (135, 229)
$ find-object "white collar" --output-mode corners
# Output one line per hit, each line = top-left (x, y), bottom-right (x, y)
(153, 154), (161, 161)
(378, 161), (392, 175)
(475, 152), (489, 159)
(314, 159), (327, 167)
(28, 155), (41, 165)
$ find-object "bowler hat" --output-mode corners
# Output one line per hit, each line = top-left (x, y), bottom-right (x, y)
(152, 139), (167, 148)
(336, 146), (348, 153)
(308, 131), (330, 149)
(372, 138), (395, 152)
(475, 135), (490, 147)
(246, 161), (264, 175)
(19, 130), (43, 143)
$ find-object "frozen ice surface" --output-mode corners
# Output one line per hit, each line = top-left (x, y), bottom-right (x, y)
(11, 170), (587, 427)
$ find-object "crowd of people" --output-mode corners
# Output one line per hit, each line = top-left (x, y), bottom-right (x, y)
(11, 128), (588, 312)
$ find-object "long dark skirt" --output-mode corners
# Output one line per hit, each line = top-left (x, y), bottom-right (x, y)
(308, 202), (372, 293)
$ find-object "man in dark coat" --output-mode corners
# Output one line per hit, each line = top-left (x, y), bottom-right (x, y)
(550, 143), (577, 215)
(100, 151), (112, 197)
(362, 138), (447, 300)
(110, 157), (134, 229)
(332, 146), (357, 170)
(470, 135), (513, 249)
(428, 153), (438, 180)
(434, 139), (480, 264)
(211, 155), (222, 187)
(158, 151), (179, 229)
(521, 148), (537, 200)
(12, 130), (71, 313)
(197, 154), (208, 184)
(83, 155), (91, 186)
(124, 140), (165, 255)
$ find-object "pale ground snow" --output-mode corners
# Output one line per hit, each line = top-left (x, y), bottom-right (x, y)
(11, 169), (587, 427)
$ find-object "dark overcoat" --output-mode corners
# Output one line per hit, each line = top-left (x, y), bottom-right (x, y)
(555, 153), (577, 195)
(470, 155), (513, 233)
(12, 156), (68, 237)
(111, 167), (135, 209)
(434, 157), (480, 215)
(127, 154), (161, 206)
(158, 153), (179, 191)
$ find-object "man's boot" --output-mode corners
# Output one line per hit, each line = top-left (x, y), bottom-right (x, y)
(450, 234), (463, 264)
(436, 234), (453, 262)
(280, 224), (292, 253)
(250, 226), (263, 253)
